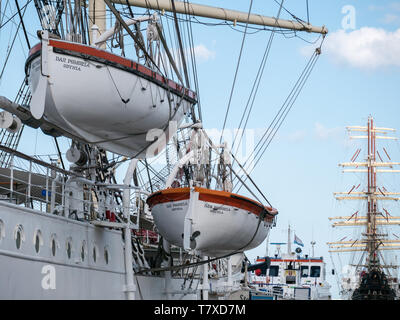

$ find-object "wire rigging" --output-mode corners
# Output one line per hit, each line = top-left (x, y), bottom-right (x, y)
(219, 0), (253, 144)
(231, 0), (284, 164)
(234, 37), (325, 193)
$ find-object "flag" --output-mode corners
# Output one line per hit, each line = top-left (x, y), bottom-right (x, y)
(294, 234), (304, 247)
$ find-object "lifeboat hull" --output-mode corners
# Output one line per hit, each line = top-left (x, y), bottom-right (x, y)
(25, 33), (196, 158)
(147, 187), (277, 257)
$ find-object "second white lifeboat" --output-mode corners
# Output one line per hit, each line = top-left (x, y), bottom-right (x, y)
(147, 186), (278, 257)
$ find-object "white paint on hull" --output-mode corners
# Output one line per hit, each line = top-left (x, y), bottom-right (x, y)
(0, 202), (199, 299)
(152, 198), (271, 257)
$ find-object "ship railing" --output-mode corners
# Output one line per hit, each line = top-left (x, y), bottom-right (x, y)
(133, 228), (160, 245)
(0, 145), (145, 224)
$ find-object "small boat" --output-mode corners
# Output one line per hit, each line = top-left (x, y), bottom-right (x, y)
(247, 226), (332, 300)
(147, 186), (277, 257)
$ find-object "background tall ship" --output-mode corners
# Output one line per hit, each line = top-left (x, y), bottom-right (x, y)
(0, 0), (327, 299)
(328, 117), (400, 300)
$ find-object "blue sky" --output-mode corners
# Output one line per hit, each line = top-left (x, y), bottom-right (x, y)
(190, 0), (400, 299)
(1, 0), (400, 299)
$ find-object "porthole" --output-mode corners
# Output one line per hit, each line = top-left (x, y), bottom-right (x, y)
(52, 239), (56, 256)
(33, 230), (43, 254)
(0, 220), (4, 243)
(35, 235), (40, 253)
(16, 231), (21, 249)
(50, 234), (58, 257)
(14, 225), (25, 250)
(104, 247), (109, 265)
(66, 238), (72, 259)
(81, 241), (86, 262)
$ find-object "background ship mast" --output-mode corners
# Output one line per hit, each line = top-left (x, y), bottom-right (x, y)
(328, 116), (400, 296)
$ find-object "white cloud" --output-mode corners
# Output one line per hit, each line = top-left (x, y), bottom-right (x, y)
(383, 13), (400, 25)
(314, 122), (341, 140)
(286, 130), (307, 143)
(193, 44), (216, 62)
(323, 27), (400, 70)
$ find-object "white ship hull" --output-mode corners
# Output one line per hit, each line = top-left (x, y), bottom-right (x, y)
(0, 201), (200, 299)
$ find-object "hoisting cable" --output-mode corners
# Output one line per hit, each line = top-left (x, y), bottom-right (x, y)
(171, 0), (190, 88)
(234, 38), (325, 192)
(0, 0), (31, 29)
(230, 152), (272, 207)
(103, 0), (163, 74)
(219, 0), (253, 144)
(248, 44), (322, 173)
(0, 3), (28, 81)
(238, 39), (323, 176)
(231, 0), (284, 164)
(14, 0), (30, 49)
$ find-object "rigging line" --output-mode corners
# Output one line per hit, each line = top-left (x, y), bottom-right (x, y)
(236, 52), (319, 187)
(230, 152), (272, 207)
(183, 0), (202, 121)
(235, 49), (317, 177)
(306, 0), (310, 24)
(233, 55), (319, 191)
(170, 0), (190, 88)
(231, 0), (284, 162)
(235, 51), (321, 192)
(247, 36), (325, 172)
(272, 0), (308, 27)
(229, 164), (263, 205)
(0, 0), (31, 29)
(249, 53), (320, 172)
(219, 0), (253, 145)
(245, 40), (322, 171)
(14, 0), (30, 49)
(103, 0), (163, 74)
(53, 137), (65, 170)
(0, 0), (11, 26)
(0, 3), (28, 81)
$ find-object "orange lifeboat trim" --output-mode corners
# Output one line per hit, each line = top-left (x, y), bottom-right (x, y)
(146, 187), (278, 221)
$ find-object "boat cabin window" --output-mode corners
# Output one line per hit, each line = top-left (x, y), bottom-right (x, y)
(269, 265), (279, 277)
(310, 266), (321, 277)
(301, 266), (309, 277)
(286, 275), (296, 284)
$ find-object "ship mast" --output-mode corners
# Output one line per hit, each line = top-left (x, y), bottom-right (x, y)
(89, 0), (106, 47)
(328, 117), (400, 275)
(112, 0), (328, 35)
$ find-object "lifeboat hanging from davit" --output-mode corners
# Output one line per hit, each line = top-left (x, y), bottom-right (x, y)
(146, 128), (278, 257)
(25, 26), (197, 158)
(147, 187), (278, 257)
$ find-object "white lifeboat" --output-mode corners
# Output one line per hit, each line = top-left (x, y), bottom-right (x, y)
(25, 31), (197, 158)
(147, 187), (278, 257)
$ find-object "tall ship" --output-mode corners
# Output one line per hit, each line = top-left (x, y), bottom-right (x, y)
(0, 0), (327, 299)
(328, 117), (400, 300)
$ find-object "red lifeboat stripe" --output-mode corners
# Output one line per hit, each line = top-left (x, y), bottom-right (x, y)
(146, 187), (278, 220)
(42, 39), (197, 101)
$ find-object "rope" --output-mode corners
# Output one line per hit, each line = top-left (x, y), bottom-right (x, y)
(219, 0), (253, 144)
(231, 0), (284, 163)
(234, 36), (325, 192)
